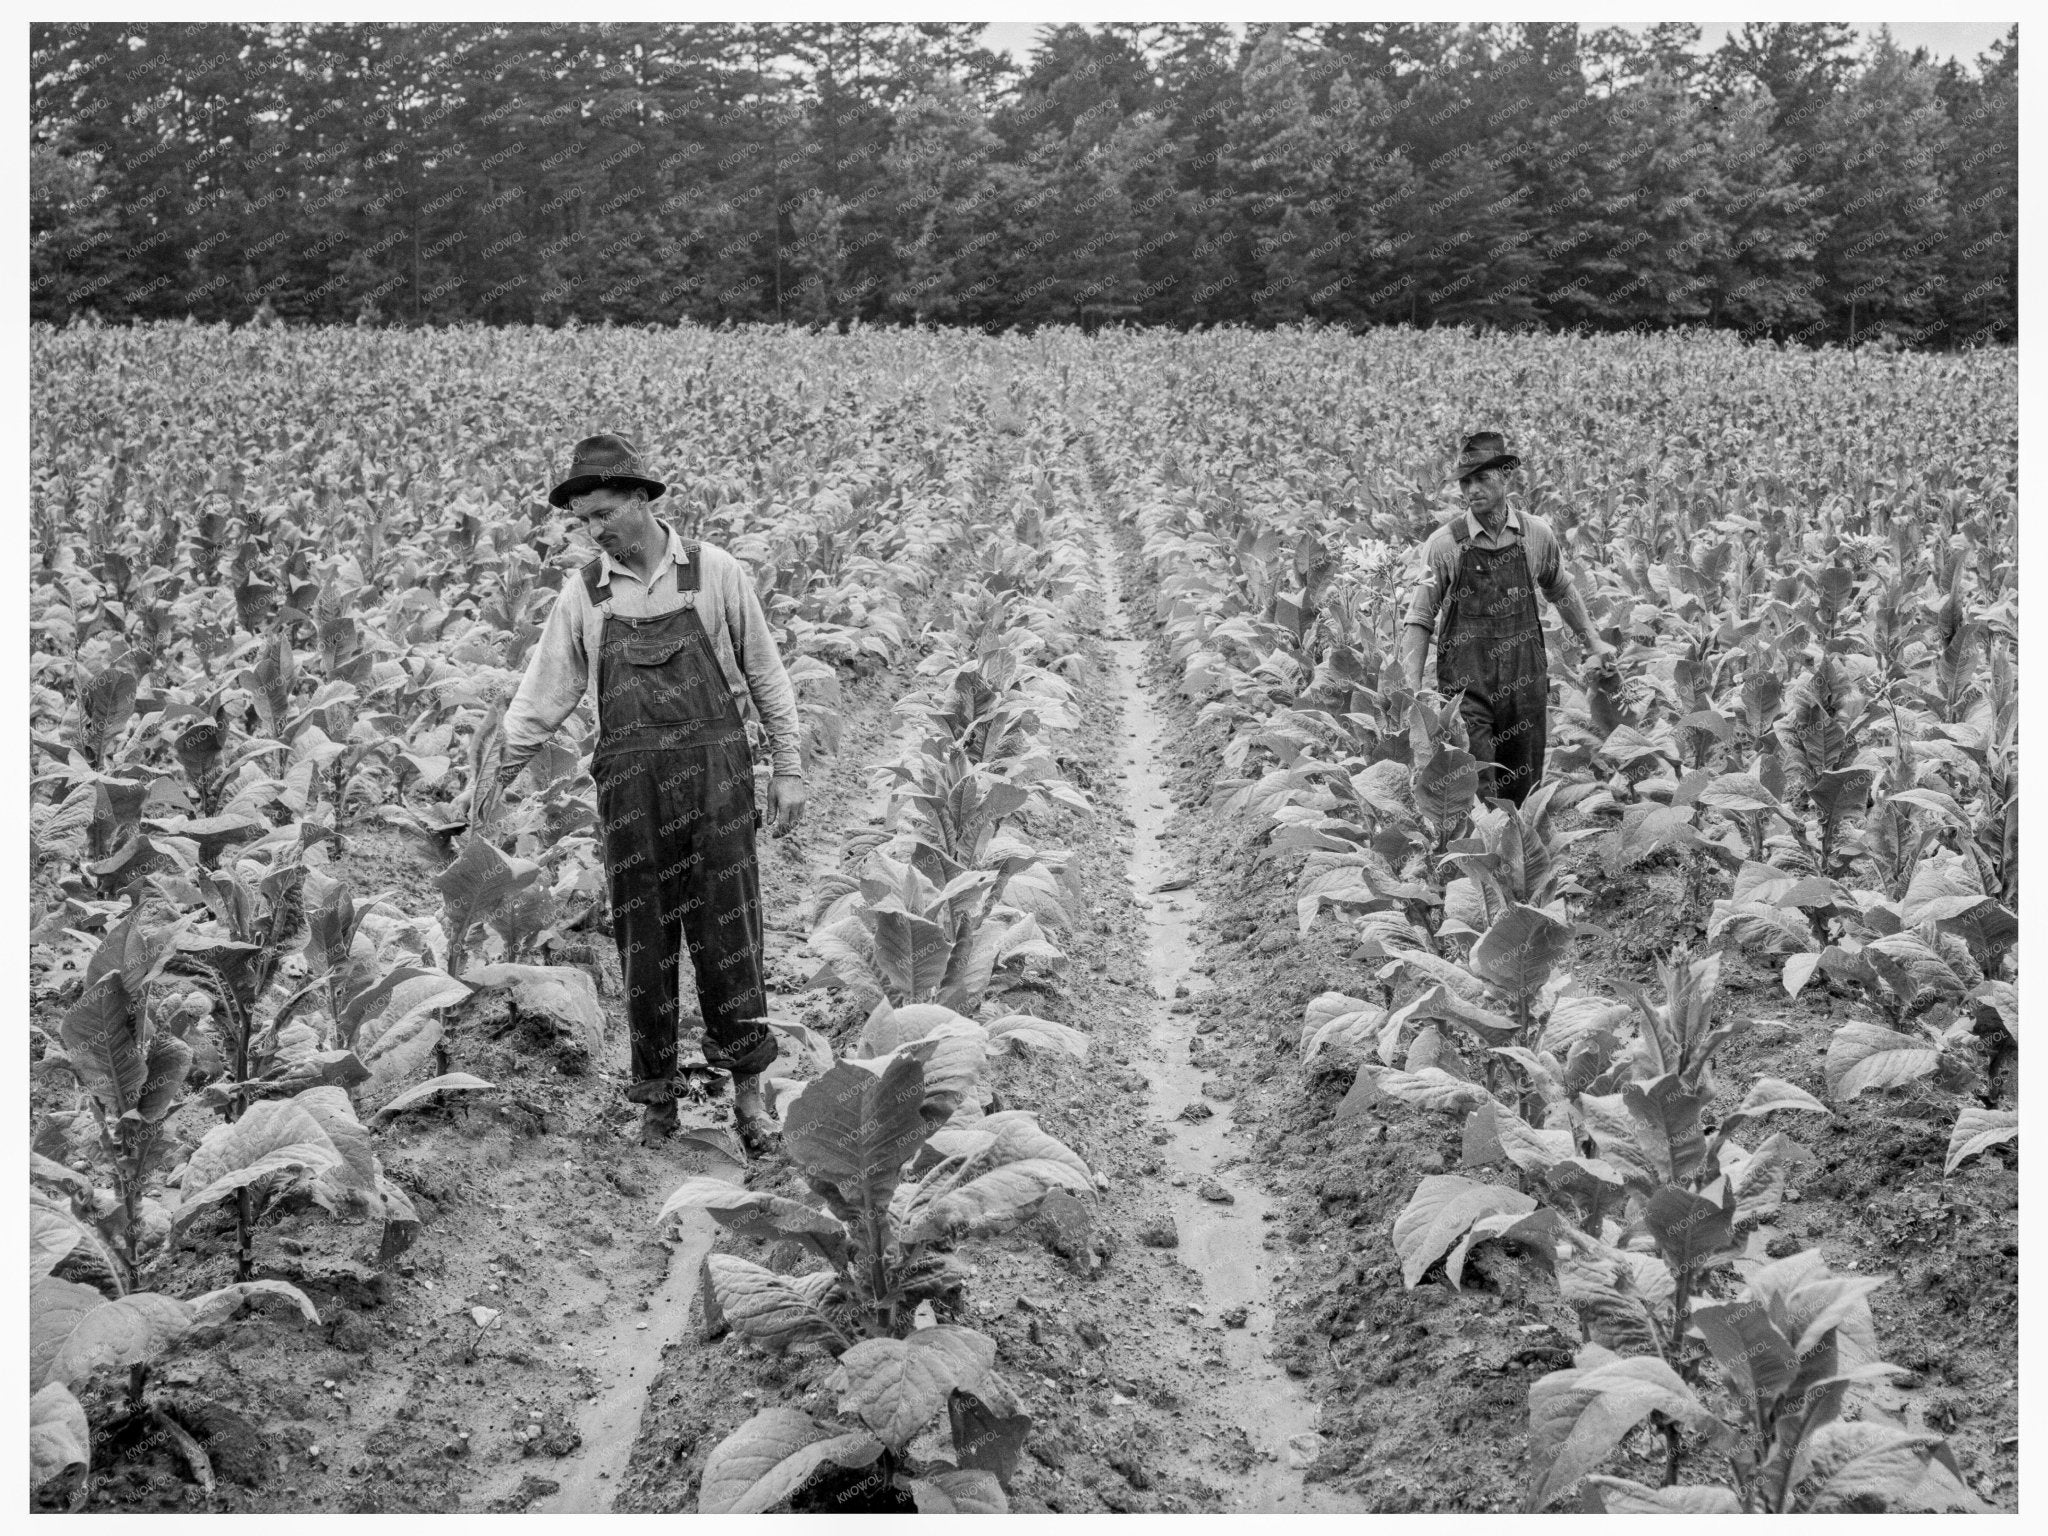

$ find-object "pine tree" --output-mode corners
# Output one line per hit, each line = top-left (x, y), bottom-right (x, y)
(1705, 21), (1858, 137)
(1547, 69), (1722, 330)
(1811, 31), (1953, 345)
(1697, 87), (1828, 337)
(874, 81), (1002, 324)
(1214, 26), (1339, 324)
(1935, 26), (2016, 345)
(1311, 69), (1412, 325)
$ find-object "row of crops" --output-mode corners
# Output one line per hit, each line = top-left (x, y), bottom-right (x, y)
(671, 455), (1112, 1512)
(1079, 325), (2014, 1511)
(29, 321), (2016, 1512)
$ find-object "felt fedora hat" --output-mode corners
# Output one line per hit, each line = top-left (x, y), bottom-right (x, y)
(548, 433), (667, 509)
(1452, 431), (1522, 483)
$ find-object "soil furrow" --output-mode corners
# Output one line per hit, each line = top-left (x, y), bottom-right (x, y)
(1090, 515), (1347, 1512)
(507, 1215), (719, 1512)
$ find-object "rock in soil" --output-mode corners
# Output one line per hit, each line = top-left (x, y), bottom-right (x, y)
(1030, 1431), (1071, 1468)
(1136, 1215), (1179, 1248)
(328, 1311), (377, 1354)
(1108, 1452), (1153, 1489)
(533, 1426), (582, 1458)
(1197, 1179), (1234, 1203)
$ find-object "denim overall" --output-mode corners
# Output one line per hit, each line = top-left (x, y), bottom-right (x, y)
(1436, 525), (1548, 807)
(585, 547), (775, 1094)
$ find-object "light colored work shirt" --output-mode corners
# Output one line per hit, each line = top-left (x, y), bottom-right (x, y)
(1401, 506), (1585, 634)
(502, 519), (803, 779)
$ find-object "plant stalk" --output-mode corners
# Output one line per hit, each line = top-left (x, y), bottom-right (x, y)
(120, 1159), (142, 1275)
(236, 1185), (254, 1282)
(863, 1199), (895, 1337)
(1668, 1260), (1694, 1373)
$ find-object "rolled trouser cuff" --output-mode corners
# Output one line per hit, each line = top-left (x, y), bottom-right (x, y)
(702, 1016), (778, 1077)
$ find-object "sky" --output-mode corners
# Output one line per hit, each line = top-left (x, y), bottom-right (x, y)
(977, 20), (2013, 69)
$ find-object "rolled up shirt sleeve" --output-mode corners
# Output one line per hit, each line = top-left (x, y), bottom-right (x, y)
(1402, 530), (1457, 632)
(1529, 521), (1567, 603)
(721, 560), (804, 780)
(501, 577), (590, 777)
(1528, 521), (1596, 639)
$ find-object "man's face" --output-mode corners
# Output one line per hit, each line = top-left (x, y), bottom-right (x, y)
(1460, 466), (1510, 526)
(568, 484), (658, 564)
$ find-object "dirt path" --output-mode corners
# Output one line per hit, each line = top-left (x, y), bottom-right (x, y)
(1092, 521), (1348, 1512)
(486, 1181), (721, 1512)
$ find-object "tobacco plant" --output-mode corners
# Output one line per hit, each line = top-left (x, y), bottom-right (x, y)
(33, 1182), (321, 1504)
(661, 1004), (1092, 1341)
(45, 905), (196, 1278)
(1527, 1251), (1980, 1512)
(1338, 948), (1836, 1389)
(694, 1323), (1033, 1513)
(669, 1013), (1088, 1515)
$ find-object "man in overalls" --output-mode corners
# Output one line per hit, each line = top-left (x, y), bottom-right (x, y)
(497, 434), (807, 1152)
(1398, 431), (1613, 806)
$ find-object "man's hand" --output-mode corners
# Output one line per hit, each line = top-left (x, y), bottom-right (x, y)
(1583, 638), (1618, 675)
(767, 774), (807, 837)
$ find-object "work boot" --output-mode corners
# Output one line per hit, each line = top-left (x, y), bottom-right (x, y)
(639, 1096), (680, 1147)
(732, 1073), (781, 1159)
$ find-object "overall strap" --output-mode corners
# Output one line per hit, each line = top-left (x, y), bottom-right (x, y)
(1439, 522), (1468, 645)
(1441, 520), (1472, 624)
(1520, 524), (1544, 592)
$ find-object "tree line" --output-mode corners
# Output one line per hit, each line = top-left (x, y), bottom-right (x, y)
(29, 21), (2018, 347)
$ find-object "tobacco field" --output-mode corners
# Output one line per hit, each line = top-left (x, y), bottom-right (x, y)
(28, 320), (2017, 1514)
